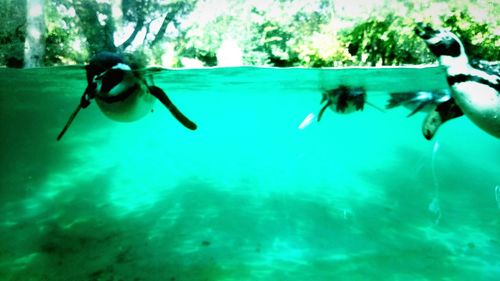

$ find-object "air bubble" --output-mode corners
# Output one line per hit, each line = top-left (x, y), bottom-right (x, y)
(428, 197), (441, 225)
(495, 185), (500, 209)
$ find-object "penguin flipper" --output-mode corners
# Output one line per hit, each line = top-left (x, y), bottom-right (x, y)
(57, 104), (82, 141)
(148, 86), (197, 130)
(366, 101), (386, 113)
(57, 82), (97, 141)
(407, 100), (430, 117)
(422, 98), (464, 140)
(386, 92), (414, 109)
(317, 100), (332, 122)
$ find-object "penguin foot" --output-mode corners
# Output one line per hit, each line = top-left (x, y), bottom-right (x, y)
(422, 98), (463, 140)
(422, 110), (442, 140)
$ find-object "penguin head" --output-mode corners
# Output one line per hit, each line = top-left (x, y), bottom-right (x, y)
(86, 52), (126, 85)
(81, 52), (142, 105)
(415, 23), (464, 58)
(93, 63), (137, 98)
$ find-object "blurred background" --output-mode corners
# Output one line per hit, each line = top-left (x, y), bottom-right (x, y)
(1, 0), (498, 68)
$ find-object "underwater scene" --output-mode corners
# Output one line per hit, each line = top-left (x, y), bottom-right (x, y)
(0, 65), (499, 281)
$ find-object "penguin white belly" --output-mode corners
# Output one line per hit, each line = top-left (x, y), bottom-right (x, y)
(95, 83), (156, 122)
(451, 82), (500, 138)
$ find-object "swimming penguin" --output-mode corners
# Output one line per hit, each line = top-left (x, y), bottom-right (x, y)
(57, 52), (197, 140)
(317, 85), (365, 122)
(386, 89), (453, 117)
(317, 85), (384, 122)
(415, 23), (500, 139)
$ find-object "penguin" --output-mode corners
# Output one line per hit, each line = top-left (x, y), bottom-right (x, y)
(57, 52), (197, 141)
(317, 85), (384, 122)
(317, 85), (366, 122)
(415, 23), (500, 139)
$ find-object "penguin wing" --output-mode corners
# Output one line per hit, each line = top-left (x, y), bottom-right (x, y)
(147, 85), (197, 130)
(56, 104), (82, 141)
(470, 60), (500, 78)
(407, 100), (431, 117)
(317, 100), (332, 122)
(386, 92), (415, 109)
(56, 84), (97, 141)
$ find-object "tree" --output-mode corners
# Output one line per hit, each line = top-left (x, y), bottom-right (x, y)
(24, 0), (45, 67)
(441, 9), (499, 62)
(0, 0), (26, 67)
(0, 0), (498, 67)
(42, 0), (197, 65)
(341, 15), (431, 66)
(72, 0), (116, 54)
(71, 0), (160, 55)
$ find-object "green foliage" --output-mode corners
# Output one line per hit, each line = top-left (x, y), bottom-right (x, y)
(244, 4), (334, 67)
(251, 19), (298, 66)
(44, 0), (87, 65)
(0, 0), (498, 67)
(293, 33), (352, 67)
(441, 9), (499, 62)
(44, 36), (86, 65)
(322, 10), (499, 67)
(44, 27), (69, 65)
(73, 0), (116, 55)
(0, 0), (26, 67)
(173, 13), (230, 66)
(341, 15), (433, 66)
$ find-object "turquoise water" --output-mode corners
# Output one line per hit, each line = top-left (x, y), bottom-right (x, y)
(0, 66), (499, 280)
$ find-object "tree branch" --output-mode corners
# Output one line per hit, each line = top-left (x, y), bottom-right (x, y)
(150, 9), (179, 47)
(72, 0), (117, 54)
(117, 19), (144, 51)
(117, 0), (148, 51)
